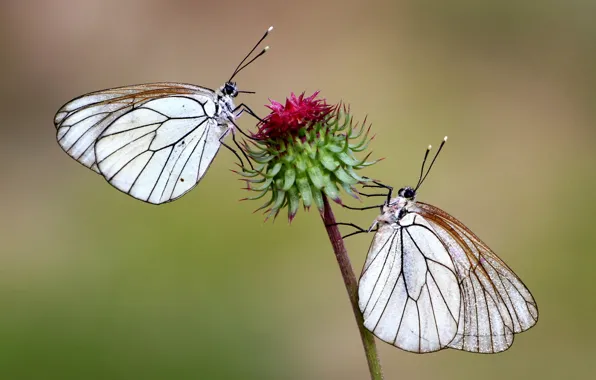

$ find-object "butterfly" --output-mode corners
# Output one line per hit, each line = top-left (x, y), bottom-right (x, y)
(54, 26), (273, 204)
(356, 137), (538, 353)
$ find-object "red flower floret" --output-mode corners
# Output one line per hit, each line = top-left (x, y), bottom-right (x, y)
(254, 91), (334, 140)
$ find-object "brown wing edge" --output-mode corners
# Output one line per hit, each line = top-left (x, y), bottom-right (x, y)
(54, 82), (213, 128)
(415, 202), (539, 343)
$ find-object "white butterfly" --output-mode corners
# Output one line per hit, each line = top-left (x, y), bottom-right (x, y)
(357, 137), (538, 353)
(54, 27), (272, 204)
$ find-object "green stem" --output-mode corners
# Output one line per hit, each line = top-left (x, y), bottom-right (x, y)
(321, 196), (384, 380)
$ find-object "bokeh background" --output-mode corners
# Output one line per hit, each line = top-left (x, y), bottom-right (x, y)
(1, 1), (595, 379)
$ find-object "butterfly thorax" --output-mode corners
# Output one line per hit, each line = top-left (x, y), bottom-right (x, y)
(216, 81), (238, 121)
(376, 186), (418, 226)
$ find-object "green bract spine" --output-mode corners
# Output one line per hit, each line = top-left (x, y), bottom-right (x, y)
(238, 108), (379, 221)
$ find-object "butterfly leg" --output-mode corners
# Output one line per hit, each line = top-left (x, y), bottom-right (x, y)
(325, 222), (377, 239)
(234, 103), (264, 123)
(343, 228), (378, 239)
(342, 179), (392, 211)
(231, 131), (255, 170)
(354, 189), (388, 198)
(225, 117), (256, 170)
(231, 104), (263, 141)
(361, 178), (393, 204)
(219, 134), (250, 170)
(341, 204), (385, 211)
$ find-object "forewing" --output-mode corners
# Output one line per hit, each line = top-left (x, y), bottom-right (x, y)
(358, 213), (461, 353)
(415, 202), (538, 353)
(55, 83), (228, 204)
(54, 82), (217, 173)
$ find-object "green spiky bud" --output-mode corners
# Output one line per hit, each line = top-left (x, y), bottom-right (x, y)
(237, 92), (380, 222)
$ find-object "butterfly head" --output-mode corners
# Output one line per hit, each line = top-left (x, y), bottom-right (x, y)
(398, 186), (416, 201)
(221, 82), (239, 98)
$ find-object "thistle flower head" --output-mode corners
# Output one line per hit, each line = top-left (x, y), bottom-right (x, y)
(254, 92), (333, 139)
(237, 92), (379, 222)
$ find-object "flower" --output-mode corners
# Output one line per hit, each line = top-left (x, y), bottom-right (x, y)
(237, 92), (379, 222)
(253, 92), (333, 140)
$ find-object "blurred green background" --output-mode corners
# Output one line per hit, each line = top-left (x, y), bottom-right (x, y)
(1, 0), (595, 379)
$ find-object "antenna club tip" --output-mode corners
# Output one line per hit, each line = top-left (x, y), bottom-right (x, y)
(444, 136), (448, 141)
(427, 145), (432, 150)
(263, 46), (270, 51)
(268, 26), (274, 32)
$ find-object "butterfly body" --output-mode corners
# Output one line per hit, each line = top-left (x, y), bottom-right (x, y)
(216, 81), (240, 121)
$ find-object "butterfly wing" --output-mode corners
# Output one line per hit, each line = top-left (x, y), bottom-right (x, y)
(55, 83), (230, 204)
(415, 202), (538, 353)
(358, 213), (461, 353)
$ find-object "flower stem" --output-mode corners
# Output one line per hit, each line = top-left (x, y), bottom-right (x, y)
(321, 196), (384, 380)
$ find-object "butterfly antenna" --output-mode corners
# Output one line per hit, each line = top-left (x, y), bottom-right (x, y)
(229, 26), (273, 82)
(232, 46), (270, 79)
(416, 136), (448, 190)
(415, 144), (432, 189)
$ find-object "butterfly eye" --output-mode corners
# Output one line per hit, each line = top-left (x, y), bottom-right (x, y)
(397, 187), (416, 199)
(403, 188), (415, 199)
